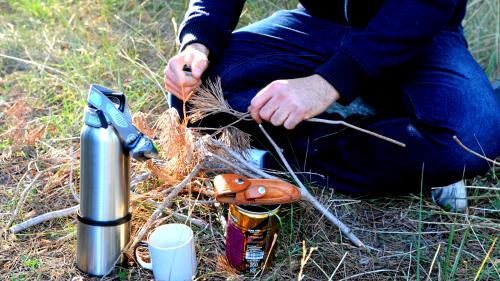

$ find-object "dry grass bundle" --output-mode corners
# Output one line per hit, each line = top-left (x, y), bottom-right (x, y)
(216, 126), (252, 155)
(145, 108), (203, 183)
(188, 78), (252, 123)
(132, 112), (155, 139)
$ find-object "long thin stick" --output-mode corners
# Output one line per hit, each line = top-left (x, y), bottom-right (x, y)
(130, 172), (151, 188)
(209, 139), (277, 179)
(338, 269), (397, 281)
(473, 237), (497, 281)
(453, 135), (500, 165)
(9, 205), (79, 234)
(0, 53), (66, 76)
(258, 124), (364, 247)
(10, 173), (152, 234)
(4, 165), (61, 231)
(69, 145), (80, 203)
(427, 243), (441, 279)
(125, 162), (204, 253)
(258, 233), (278, 279)
(206, 151), (258, 178)
(328, 251), (349, 281)
(307, 118), (406, 147)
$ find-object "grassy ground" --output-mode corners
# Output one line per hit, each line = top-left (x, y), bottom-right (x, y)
(1, 0), (499, 280)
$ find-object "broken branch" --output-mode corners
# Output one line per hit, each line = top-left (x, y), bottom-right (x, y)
(258, 124), (364, 247)
(125, 162), (204, 253)
(4, 165), (62, 231)
(453, 135), (500, 166)
(209, 139), (277, 179)
(307, 118), (406, 147)
(9, 205), (79, 234)
(9, 173), (152, 234)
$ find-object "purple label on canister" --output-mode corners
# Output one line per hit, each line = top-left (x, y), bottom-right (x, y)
(226, 222), (245, 267)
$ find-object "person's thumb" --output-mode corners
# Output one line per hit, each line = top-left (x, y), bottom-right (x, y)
(191, 54), (209, 78)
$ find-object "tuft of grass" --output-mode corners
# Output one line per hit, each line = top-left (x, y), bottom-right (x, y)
(21, 255), (40, 270)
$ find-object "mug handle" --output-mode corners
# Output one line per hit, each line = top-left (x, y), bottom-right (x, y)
(135, 241), (153, 270)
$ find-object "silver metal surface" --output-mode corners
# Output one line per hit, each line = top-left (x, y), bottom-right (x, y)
(76, 220), (130, 276)
(79, 124), (130, 220)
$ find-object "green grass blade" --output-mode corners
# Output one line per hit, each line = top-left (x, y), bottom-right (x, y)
(416, 163), (424, 280)
(449, 227), (470, 280)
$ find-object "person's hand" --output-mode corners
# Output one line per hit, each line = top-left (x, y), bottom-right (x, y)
(164, 43), (209, 101)
(248, 74), (340, 129)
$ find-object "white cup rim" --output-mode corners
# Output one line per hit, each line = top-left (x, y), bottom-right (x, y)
(148, 223), (194, 250)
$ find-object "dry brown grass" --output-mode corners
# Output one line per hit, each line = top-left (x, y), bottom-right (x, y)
(1, 99), (499, 280)
(1, 0), (499, 280)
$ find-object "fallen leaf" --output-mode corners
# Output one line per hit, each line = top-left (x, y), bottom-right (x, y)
(25, 125), (46, 145)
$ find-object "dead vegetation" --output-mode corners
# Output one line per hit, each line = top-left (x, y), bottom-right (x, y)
(1, 0), (499, 280)
(1, 90), (499, 280)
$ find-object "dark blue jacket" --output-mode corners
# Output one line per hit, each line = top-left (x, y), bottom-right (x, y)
(179, 0), (467, 104)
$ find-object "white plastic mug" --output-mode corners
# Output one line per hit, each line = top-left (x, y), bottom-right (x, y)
(135, 224), (196, 281)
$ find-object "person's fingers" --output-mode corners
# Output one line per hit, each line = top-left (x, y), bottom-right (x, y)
(190, 55), (209, 78)
(248, 105), (262, 123)
(181, 84), (200, 99)
(249, 84), (277, 122)
(164, 77), (183, 99)
(183, 51), (195, 66)
(283, 112), (303, 130)
(258, 96), (280, 122)
(166, 74), (202, 101)
(250, 84), (275, 111)
(169, 62), (199, 87)
(270, 107), (290, 127)
(164, 56), (183, 88)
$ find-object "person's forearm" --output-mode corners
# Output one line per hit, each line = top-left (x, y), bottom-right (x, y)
(179, 0), (245, 59)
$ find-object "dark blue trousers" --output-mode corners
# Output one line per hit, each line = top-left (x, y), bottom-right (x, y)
(172, 9), (500, 194)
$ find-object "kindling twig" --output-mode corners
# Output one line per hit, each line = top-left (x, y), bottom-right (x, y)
(474, 237), (497, 281)
(9, 173), (153, 234)
(328, 251), (349, 281)
(206, 150), (258, 178)
(9, 205), (79, 234)
(453, 135), (500, 165)
(258, 233), (278, 280)
(307, 118), (406, 147)
(298, 240), (318, 281)
(69, 145), (80, 203)
(4, 165), (62, 232)
(130, 172), (151, 189)
(125, 162), (204, 254)
(189, 80), (406, 149)
(427, 244), (441, 280)
(258, 124), (364, 247)
(209, 139), (277, 179)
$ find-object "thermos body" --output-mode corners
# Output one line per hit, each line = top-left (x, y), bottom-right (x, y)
(77, 85), (157, 276)
(76, 219), (130, 276)
(79, 124), (130, 220)
(76, 86), (132, 277)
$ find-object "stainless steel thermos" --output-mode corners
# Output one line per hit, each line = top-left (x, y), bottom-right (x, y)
(77, 85), (157, 276)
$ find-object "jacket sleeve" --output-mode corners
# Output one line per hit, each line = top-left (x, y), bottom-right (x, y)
(179, 0), (246, 60)
(314, 0), (459, 105)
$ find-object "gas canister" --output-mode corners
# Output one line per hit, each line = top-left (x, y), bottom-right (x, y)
(226, 204), (280, 274)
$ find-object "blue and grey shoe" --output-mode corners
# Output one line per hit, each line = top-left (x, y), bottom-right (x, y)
(431, 180), (468, 213)
(246, 149), (269, 169)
